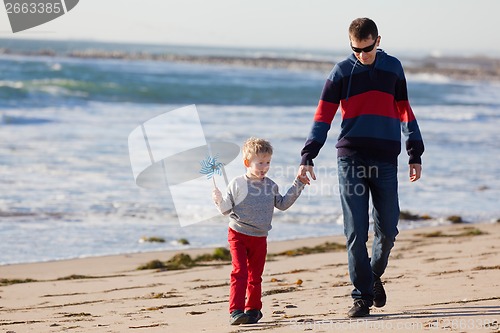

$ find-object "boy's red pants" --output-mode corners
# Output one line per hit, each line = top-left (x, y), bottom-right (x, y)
(228, 228), (267, 313)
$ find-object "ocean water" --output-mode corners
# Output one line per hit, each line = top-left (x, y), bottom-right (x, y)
(1, 40), (499, 265)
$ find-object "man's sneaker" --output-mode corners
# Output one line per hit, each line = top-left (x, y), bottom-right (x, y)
(347, 299), (370, 318)
(245, 309), (263, 323)
(230, 310), (250, 325)
(373, 278), (386, 308)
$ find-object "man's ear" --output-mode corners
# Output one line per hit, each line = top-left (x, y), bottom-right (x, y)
(244, 159), (250, 167)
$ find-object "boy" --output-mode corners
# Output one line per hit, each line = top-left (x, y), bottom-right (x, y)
(213, 137), (306, 325)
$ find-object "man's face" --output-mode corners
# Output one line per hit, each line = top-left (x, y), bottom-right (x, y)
(350, 36), (380, 65)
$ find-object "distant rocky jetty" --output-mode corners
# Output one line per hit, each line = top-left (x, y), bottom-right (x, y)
(1, 47), (499, 81)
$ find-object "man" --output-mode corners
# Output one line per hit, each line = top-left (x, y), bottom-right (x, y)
(298, 17), (424, 317)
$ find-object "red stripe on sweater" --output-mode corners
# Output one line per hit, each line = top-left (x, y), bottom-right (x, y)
(340, 91), (400, 120)
(396, 100), (416, 122)
(314, 100), (338, 124)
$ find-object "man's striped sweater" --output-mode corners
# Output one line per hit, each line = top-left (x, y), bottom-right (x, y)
(301, 50), (424, 166)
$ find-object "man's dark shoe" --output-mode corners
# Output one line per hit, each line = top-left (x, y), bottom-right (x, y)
(245, 309), (263, 323)
(373, 278), (386, 308)
(347, 299), (370, 317)
(230, 310), (250, 325)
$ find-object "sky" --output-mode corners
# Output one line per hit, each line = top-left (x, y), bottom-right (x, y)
(1, 0), (500, 56)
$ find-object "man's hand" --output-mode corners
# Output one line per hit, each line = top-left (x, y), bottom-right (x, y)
(409, 164), (422, 182)
(212, 187), (222, 204)
(297, 165), (316, 185)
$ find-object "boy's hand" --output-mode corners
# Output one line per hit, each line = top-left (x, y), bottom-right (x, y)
(212, 187), (222, 204)
(298, 165), (316, 185)
(409, 164), (422, 182)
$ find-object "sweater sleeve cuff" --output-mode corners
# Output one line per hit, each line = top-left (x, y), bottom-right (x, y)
(408, 156), (422, 164)
(300, 154), (314, 166)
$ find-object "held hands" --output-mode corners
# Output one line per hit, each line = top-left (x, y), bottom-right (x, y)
(297, 165), (316, 185)
(212, 186), (222, 205)
(409, 164), (422, 182)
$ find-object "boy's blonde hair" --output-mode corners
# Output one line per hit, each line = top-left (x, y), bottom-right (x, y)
(242, 137), (273, 160)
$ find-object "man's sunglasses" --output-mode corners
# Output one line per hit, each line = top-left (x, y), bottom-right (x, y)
(350, 37), (378, 53)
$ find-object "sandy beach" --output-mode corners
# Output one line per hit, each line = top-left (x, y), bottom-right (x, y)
(1, 221), (499, 333)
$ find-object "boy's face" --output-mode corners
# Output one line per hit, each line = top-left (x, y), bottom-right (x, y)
(350, 35), (380, 65)
(245, 153), (271, 180)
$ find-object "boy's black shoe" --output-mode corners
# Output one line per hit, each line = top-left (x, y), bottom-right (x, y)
(245, 309), (263, 323)
(347, 299), (371, 318)
(373, 278), (386, 308)
(230, 310), (250, 325)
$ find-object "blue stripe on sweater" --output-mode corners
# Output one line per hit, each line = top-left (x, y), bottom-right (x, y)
(339, 115), (401, 142)
(402, 120), (423, 140)
(307, 121), (331, 144)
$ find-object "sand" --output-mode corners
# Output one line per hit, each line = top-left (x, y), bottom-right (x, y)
(0, 222), (499, 333)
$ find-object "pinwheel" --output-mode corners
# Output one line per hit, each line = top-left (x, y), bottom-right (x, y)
(199, 155), (224, 187)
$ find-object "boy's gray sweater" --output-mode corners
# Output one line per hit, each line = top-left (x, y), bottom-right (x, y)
(216, 175), (306, 237)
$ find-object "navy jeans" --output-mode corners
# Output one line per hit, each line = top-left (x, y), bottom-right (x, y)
(337, 155), (400, 305)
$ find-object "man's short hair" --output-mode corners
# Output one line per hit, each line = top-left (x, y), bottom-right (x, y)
(349, 17), (378, 41)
